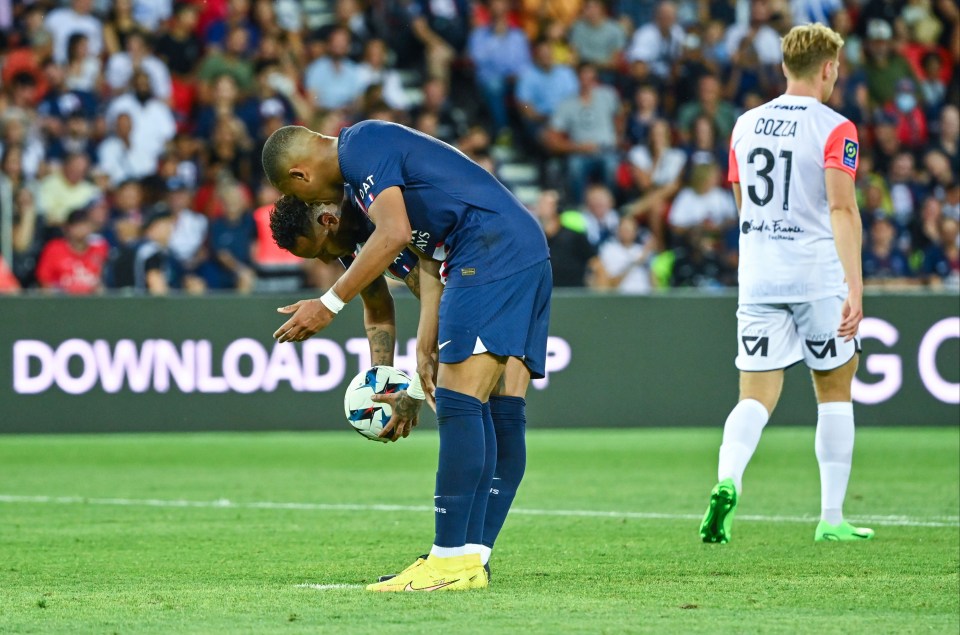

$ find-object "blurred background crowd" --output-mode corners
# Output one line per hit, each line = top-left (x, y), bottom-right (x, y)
(0, 0), (957, 296)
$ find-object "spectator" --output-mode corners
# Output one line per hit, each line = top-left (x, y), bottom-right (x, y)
(887, 151), (927, 228)
(104, 30), (172, 101)
(154, 3), (204, 78)
(863, 215), (916, 286)
(132, 209), (181, 295)
(684, 114), (726, 175)
(581, 183), (620, 246)
(103, 0), (140, 55)
(251, 182), (303, 291)
(931, 105), (959, 175)
(407, 0), (472, 84)
(724, 0), (783, 67)
(35, 208), (108, 295)
(106, 70), (177, 171)
(515, 39), (579, 149)
(47, 112), (98, 165)
(162, 177), (209, 274)
(670, 226), (734, 288)
(624, 82), (661, 147)
(864, 19), (918, 107)
(535, 189), (599, 287)
(468, 0), (531, 139)
(3, 186), (45, 288)
(304, 27), (364, 111)
(205, 0), (259, 54)
(0, 114), (44, 182)
(356, 38), (410, 113)
(36, 60), (99, 138)
(252, 60), (312, 129)
(131, 0), (174, 32)
(63, 33), (101, 94)
(203, 181), (257, 292)
(197, 26), (256, 94)
(37, 152), (100, 227)
(927, 216), (959, 289)
(677, 74), (736, 141)
(569, 0), (627, 74)
(667, 159), (738, 243)
(626, 118), (687, 227)
(546, 62), (622, 206)
(44, 0), (104, 65)
(97, 112), (155, 187)
(596, 215), (657, 293)
(883, 78), (929, 148)
(626, 1), (685, 80)
(409, 78), (469, 145)
(918, 51), (948, 118)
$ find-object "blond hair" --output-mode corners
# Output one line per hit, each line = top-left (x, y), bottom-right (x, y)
(781, 23), (844, 79)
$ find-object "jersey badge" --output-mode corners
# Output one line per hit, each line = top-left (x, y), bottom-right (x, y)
(842, 139), (858, 169)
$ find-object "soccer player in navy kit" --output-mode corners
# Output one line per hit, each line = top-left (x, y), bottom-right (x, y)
(261, 121), (552, 591)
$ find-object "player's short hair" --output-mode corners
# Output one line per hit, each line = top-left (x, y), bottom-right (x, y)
(269, 194), (312, 251)
(781, 23), (844, 79)
(261, 125), (310, 186)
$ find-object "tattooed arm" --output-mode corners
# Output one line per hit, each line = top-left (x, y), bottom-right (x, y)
(358, 275), (396, 366)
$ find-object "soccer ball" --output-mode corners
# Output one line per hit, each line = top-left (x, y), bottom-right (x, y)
(343, 366), (411, 442)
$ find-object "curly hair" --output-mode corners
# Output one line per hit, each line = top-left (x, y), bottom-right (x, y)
(269, 195), (313, 251)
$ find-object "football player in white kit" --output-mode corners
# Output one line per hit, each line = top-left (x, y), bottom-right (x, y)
(699, 23), (874, 543)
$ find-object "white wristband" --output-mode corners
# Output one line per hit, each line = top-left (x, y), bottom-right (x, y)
(319, 288), (345, 314)
(407, 373), (425, 400)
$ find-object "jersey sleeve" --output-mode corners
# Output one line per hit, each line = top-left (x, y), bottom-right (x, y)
(824, 120), (859, 178)
(727, 124), (740, 183)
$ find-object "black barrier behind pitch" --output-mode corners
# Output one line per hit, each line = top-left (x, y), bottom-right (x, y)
(0, 292), (956, 433)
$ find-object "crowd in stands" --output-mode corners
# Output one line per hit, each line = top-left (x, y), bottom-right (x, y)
(0, 0), (957, 296)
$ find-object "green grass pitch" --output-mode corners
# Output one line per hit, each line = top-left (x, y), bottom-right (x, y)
(1, 427), (957, 634)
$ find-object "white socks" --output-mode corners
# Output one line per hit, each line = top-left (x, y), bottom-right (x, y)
(815, 401), (855, 525)
(430, 545), (466, 558)
(478, 545), (492, 566)
(717, 399), (770, 494)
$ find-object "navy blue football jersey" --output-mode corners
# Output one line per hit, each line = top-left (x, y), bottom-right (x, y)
(337, 121), (548, 287)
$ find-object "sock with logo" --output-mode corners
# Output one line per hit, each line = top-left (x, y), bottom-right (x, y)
(717, 398), (770, 494)
(465, 401), (497, 559)
(481, 395), (527, 561)
(816, 402), (855, 525)
(431, 387), (485, 555)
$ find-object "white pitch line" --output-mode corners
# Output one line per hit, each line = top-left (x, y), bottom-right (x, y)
(0, 494), (956, 528)
(294, 583), (365, 590)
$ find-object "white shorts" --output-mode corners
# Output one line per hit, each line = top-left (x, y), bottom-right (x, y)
(735, 296), (861, 372)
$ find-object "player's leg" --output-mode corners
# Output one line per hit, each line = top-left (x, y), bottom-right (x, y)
(479, 357), (531, 568)
(368, 353), (502, 592)
(701, 304), (799, 543)
(798, 297), (873, 541)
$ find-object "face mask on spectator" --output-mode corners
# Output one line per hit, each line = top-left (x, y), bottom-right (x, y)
(895, 93), (917, 113)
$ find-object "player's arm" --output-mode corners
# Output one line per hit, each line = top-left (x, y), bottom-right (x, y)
(413, 258), (441, 411)
(273, 187), (411, 342)
(358, 275), (397, 367)
(732, 182), (742, 213)
(825, 168), (863, 342)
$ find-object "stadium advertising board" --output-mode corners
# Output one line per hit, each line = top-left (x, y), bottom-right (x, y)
(0, 293), (956, 433)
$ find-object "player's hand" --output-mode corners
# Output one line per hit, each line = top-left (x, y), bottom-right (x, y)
(838, 292), (863, 342)
(273, 299), (335, 342)
(417, 350), (438, 413)
(372, 391), (422, 442)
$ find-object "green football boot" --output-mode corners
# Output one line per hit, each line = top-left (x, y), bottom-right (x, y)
(815, 520), (875, 542)
(700, 478), (738, 544)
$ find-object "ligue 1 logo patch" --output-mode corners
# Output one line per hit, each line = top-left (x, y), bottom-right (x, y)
(843, 139), (858, 169)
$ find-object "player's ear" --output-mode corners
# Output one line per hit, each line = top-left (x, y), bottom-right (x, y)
(288, 166), (308, 182)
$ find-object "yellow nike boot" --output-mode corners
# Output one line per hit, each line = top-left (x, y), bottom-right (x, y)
(366, 553), (488, 592)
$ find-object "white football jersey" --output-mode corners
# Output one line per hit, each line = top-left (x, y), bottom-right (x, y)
(729, 94), (859, 304)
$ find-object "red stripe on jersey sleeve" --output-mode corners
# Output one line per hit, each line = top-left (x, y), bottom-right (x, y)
(728, 139), (740, 183)
(824, 120), (858, 178)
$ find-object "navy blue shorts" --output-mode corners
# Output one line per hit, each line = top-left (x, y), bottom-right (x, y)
(438, 260), (552, 379)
